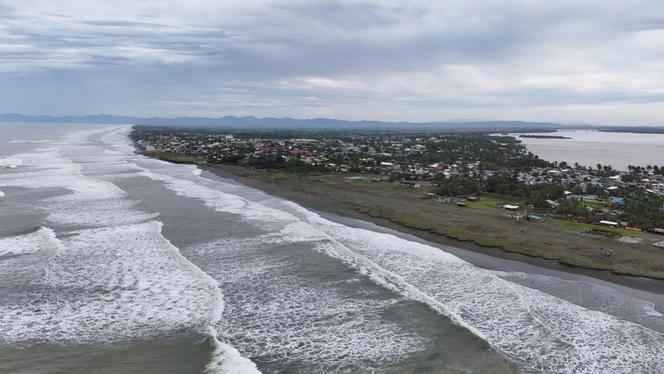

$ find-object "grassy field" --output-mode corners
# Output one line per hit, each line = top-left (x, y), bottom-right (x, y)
(149, 151), (206, 164)
(206, 165), (664, 279)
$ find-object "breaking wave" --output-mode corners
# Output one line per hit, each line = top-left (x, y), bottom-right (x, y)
(0, 127), (258, 372)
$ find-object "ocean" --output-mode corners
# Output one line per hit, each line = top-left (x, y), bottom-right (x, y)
(1, 123), (664, 373)
(512, 129), (664, 171)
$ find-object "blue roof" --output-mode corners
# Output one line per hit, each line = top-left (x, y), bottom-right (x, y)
(609, 196), (625, 205)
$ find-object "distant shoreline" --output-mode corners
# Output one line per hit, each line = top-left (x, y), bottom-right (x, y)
(598, 127), (664, 135)
(519, 134), (571, 139)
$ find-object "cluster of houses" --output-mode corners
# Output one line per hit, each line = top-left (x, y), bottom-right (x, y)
(133, 130), (497, 180)
(517, 165), (664, 199)
(133, 129), (663, 234)
(134, 129), (664, 199)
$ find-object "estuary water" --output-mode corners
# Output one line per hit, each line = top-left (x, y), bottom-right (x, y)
(512, 129), (664, 171)
(1, 123), (664, 373)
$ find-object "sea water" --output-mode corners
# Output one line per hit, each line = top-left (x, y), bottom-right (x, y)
(1, 123), (663, 373)
(512, 129), (664, 171)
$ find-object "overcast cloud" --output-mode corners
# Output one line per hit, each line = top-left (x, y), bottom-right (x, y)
(1, 0), (664, 124)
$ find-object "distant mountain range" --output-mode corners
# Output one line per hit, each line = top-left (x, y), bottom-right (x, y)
(0, 113), (593, 131)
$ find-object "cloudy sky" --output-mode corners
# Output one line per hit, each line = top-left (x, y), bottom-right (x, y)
(1, 0), (664, 124)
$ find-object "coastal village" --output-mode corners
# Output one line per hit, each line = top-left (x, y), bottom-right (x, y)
(132, 127), (664, 243)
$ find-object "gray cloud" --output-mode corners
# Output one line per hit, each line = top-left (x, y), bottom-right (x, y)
(79, 19), (172, 28)
(1, 0), (664, 124)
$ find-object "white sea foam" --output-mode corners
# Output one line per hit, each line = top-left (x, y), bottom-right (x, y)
(139, 168), (296, 225)
(190, 236), (424, 372)
(204, 327), (261, 374)
(0, 227), (61, 257)
(61, 126), (130, 146)
(0, 126), (260, 371)
(80, 160), (145, 178)
(0, 149), (156, 227)
(0, 150), (125, 201)
(46, 199), (160, 227)
(0, 221), (222, 344)
(494, 270), (664, 332)
(0, 190), (4, 198)
(0, 227), (63, 291)
(0, 157), (22, 168)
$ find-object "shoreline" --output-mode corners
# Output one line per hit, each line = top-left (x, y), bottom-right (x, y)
(195, 163), (664, 296)
(135, 149), (664, 295)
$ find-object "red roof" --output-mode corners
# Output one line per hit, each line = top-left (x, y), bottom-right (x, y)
(258, 146), (286, 153)
(288, 149), (311, 155)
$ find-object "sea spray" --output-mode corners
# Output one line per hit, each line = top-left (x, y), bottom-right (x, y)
(204, 327), (261, 374)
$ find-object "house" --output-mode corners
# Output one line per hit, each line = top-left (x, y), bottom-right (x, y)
(599, 220), (619, 228)
(502, 204), (520, 210)
(399, 180), (420, 188)
(609, 196), (625, 206)
(647, 228), (664, 235)
(527, 214), (545, 223)
(566, 194), (583, 201)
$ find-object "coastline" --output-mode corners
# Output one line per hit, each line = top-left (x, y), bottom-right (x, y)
(135, 149), (664, 296)
(197, 163), (664, 297)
